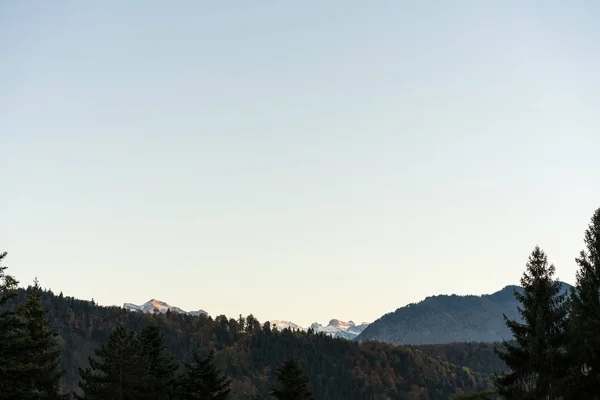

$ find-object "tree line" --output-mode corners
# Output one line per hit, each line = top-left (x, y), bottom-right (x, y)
(74, 321), (313, 399)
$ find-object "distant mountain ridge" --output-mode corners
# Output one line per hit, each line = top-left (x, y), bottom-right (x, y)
(310, 319), (370, 340)
(123, 299), (207, 316)
(270, 319), (370, 340)
(124, 301), (368, 339)
(355, 281), (572, 345)
(124, 282), (572, 346)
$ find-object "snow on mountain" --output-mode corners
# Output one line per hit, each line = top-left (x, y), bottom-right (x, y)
(270, 320), (306, 332)
(123, 299), (207, 316)
(310, 320), (370, 340)
(123, 301), (366, 339)
(270, 319), (370, 340)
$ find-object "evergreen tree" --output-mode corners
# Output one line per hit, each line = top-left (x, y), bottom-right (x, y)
(566, 207), (600, 398)
(270, 359), (314, 400)
(139, 322), (178, 399)
(76, 325), (149, 400)
(0, 251), (27, 399)
(494, 246), (569, 399)
(178, 349), (231, 399)
(17, 278), (67, 399)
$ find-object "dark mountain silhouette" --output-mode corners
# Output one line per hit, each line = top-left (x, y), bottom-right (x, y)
(355, 282), (572, 345)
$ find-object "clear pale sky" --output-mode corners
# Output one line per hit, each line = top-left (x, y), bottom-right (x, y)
(1, 1), (599, 328)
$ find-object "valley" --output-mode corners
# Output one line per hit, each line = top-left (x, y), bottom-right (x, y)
(3, 284), (512, 399)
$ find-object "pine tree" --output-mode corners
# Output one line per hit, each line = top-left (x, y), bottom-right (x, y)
(494, 246), (569, 399)
(177, 349), (231, 399)
(271, 359), (314, 400)
(565, 207), (600, 398)
(139, 322), (178, 399)
(0, 251), (28, 399)
(76, 325), (149, 400)
(17, 278), (68, 399)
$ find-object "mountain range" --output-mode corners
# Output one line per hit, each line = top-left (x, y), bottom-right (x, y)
(124, 300), (369, 340)
(124, 281), (572, 346)
(12, 275), (571, 397)
(271, 319), (370, 340)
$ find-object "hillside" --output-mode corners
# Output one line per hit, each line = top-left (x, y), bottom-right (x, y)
(412, 342), (508, 376)
(5, 288), (497, 400)
(356, 282), (572, 345)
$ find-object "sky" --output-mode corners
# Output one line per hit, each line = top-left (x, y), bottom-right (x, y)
(1, 1), (599, 328)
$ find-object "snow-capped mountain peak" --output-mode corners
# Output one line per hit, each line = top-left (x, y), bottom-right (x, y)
(124, 301), (365, 339)
(270, 320), (305, 332)
(327, 319), (355, 329)
(123, 299), (207, 316)
(270, 318), (370, 340)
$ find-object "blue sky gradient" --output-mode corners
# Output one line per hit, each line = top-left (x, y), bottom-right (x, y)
(1, 1), (599, 327)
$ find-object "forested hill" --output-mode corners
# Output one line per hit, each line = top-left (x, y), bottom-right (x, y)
(356, 282), (572, 345)
(5, 288), (502, 400)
